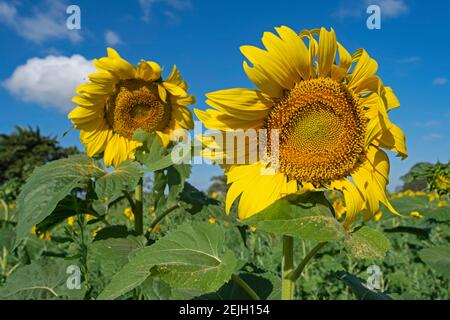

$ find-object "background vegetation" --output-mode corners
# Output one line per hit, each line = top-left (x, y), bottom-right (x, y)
(0, 127), (448, 300)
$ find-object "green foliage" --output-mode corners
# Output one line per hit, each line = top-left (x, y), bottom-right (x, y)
(0, 259), (85, 300)
(418, 246), (450, 279)
(402, 161), (450, 195)
(243, 192), (347, 241)
(0, 126), (78, 202)
(98, 222), (237, 300)
(344, 226), (391, 260)
(14, 155), (103, 248)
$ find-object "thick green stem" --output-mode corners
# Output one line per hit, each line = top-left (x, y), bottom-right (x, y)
(288, 242), (327, 281)
(231, 274), (261, 300)
(134, 178), (144, 235)
(148, 204), (180, 232)
(281, 235), (295, 300)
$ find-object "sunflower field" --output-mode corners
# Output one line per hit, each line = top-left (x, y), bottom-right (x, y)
(0, 26), (449, 301)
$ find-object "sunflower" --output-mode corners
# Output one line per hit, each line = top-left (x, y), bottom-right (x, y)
(69, 48), (195, 167)
(195, 26), (407, 226)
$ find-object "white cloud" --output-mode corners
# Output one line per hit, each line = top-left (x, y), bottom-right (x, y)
(421, 133), (444, 142)
(333, 0), (409, 19)
(138, 0), (191, 22)
(432, 77), (449, 85)
(2, 55), (95, 112)
(0, 0), (82, 44)
(105, 30), (122, 46)
(373, 0), (409, 18)
(397, 56), (421, 64)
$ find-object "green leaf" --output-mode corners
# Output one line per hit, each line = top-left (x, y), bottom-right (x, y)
(178, 182), (219, 214)
(424, 207), (450, 222)
(95, 160), (143, 200)
(133, 129), (174, 172)
(242, 192), (347, 241)
(198, 272), (280, 300)
(418, 246), (450, 279)
(89, 236), (146, 279)
(344, 226), (390, 260)
(335, 271), (392, 300)
(93, 225), (131, 241)
(0, 259), (86, 300)
(14, 154), (103, 247)
(36, 195), (93, 233)
(98, 222), (237, 300)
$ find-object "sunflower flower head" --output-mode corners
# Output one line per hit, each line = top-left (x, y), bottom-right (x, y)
(69, 48), (195, 167)
(196, 26), (407, 227)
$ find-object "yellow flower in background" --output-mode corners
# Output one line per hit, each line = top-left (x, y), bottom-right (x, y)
(31, 226), (51, 240)
(373, 210), (383, 222)
(92, 227), (102, 238)
(438, 200), (447, 208)
(208, 217), (217, 224)
(414, 191), (426, 196)
(123, 207), (135, 221)
(85, 214), (97, 222)
(428, 193), (439, 202)
(68, 48), (195, 167)
(67, 216), (75, 226)
(250, 226), (257, 232)
(404, 190), (415, 197)
(211, 192), (218, 199)
(196, 26), (407, 226)
(410, 211), (424, 219)
(332, 199), (346, 219)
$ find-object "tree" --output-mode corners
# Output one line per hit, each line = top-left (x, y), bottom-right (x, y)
(0, 126), (78, 202)
(207, 175), (228, 196)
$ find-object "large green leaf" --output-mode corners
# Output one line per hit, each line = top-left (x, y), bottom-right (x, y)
(198, 272), (280, 300)
(0, 259), (85, 300)
(242, 192), (347, 241)
(89, 236), (146, 279)
(344, 226), (390, 260)
(418, 246), (450, 279)
(424, 207), (450, 222)
(14, 155), (103, 247)
(335, 271), (392, 300)
(95, 160), (143, 200)
(98, 222), (237, 300)
(133, 129), (174, 172)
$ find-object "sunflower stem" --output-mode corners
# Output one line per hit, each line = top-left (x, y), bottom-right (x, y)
(288, 242), (327, 281)
(148, 203), (180, 232)
(134, 178), (144, 235)
(231, 274), (261, 300)
(281, 235), (295, 300)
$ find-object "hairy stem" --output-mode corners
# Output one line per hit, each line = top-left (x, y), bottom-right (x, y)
(281, 235), (295, 300)
(134, 178), (144, 235)
(231, 274), (261, 300)
(288, 242), (327, 281)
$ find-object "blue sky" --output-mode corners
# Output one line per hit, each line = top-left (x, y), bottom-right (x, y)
(0, 0), (449, 191)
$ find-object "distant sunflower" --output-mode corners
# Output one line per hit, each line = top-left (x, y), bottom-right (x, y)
(196, 26), (407, 226)
(69, 48), (195, 167)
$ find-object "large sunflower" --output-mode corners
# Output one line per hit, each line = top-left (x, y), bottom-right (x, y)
(195, 26), (407, 226)
(69, 48), (195, 167)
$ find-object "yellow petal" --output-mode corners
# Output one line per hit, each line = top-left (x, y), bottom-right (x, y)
(103, 135), (129, 167)
(137, 60), (162, 82)
(384, 87), (400, 110)
(241, 45), (293, 90)
(275, 26), (310, 80)
(318, 27), (336, 77)
(205, 88), (272, 120)
(68, 106), (103, 123)
(162, 81), (188, 97)
(348, 50), (378, 90)
(166, 65), (188, 90)
(243, 61), (284, 98)
(195, 108), (265, 131)
(374, 122), (408, 159)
